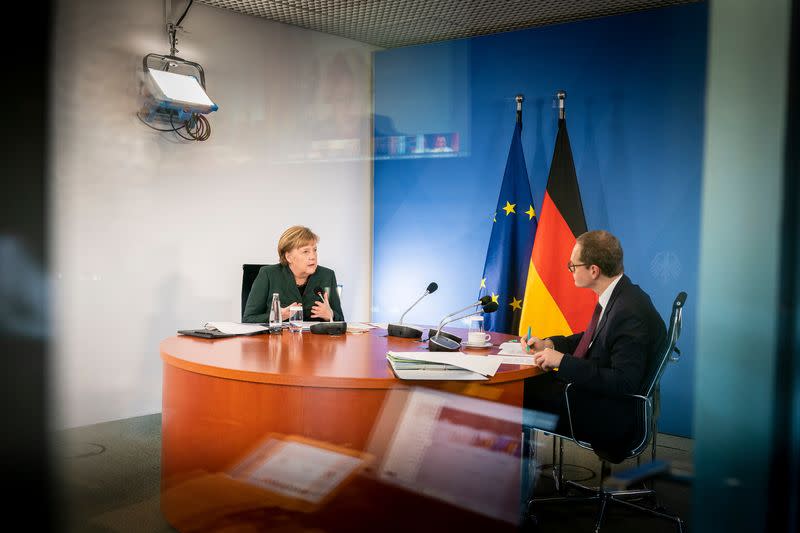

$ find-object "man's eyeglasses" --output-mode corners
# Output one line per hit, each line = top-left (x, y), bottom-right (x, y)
(567, 262), (588, 273)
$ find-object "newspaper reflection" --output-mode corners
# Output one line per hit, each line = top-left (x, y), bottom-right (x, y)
(161, 387), (556, 531)
(365, 387), (556, 524)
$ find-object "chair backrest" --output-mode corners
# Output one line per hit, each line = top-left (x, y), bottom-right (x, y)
(241, 264), (267, 320)
(620, 291), (687, 459)
(641, 291), (687, 398)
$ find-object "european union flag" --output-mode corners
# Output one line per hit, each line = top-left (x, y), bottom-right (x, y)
(480, 120), (537, 334)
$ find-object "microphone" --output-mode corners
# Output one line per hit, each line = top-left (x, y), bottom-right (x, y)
(433, 301), (498, 339)
(428, 301), (499, 352)
(313, 286), (337, 323)
(426, 296), (493, 341)
(481, 301), (499, 313)
(387, 282), (439, 339)
(440, 295), (492, 323)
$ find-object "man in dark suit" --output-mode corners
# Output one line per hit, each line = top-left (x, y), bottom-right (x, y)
(523, 230), (666, 460)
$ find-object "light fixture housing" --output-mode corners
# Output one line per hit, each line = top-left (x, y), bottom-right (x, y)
(141, 53), (218, 123)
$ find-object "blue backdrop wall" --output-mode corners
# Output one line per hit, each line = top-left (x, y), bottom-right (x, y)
(372, 3), (707, 437)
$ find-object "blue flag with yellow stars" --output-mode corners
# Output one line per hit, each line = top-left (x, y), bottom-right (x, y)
(479, 120), (537, 335)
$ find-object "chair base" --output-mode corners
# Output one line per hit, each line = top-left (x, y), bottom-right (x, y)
(529, 480), (685, 533)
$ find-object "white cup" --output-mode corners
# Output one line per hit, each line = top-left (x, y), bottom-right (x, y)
(467, 331), (491, 346)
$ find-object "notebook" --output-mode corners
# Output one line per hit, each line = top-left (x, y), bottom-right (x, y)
(177, 329), (246, 339)
(178, 322), (271, 339)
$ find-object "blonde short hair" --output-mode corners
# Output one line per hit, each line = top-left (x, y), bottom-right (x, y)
(277, 226), (319, 265)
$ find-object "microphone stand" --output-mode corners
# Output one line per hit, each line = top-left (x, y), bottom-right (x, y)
(428, 310), (485, 352)
(437, 301), (483, 326)
(400, 291), (429, 324)
(425, 297), (489, 340)
(388, 289), (432, 339)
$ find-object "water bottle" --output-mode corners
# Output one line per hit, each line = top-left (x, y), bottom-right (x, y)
(269, 293), (282, 332)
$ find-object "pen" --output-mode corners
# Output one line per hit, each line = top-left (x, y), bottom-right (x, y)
(525, 326), (531, 353)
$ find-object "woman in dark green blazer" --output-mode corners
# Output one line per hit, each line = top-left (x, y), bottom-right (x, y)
(242, 226), (344, 323)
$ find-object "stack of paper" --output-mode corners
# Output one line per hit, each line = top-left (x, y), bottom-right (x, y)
(386, 351), (502, 381)
(204, 322), (269, 335)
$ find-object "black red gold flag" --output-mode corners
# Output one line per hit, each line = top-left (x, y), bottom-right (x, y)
(519, 115), (596, 337)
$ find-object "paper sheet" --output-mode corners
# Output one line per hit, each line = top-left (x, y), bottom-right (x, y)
(387, 351), (501, 377)
(346, 322), (376, 333)
(487, 354), (538, 366)
(205, 322), (269, 335)
(389, 366), (488, 381)
(497, 341), (529, 356)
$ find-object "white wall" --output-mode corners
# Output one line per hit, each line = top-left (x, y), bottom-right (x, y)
(50, 0), (376, 429)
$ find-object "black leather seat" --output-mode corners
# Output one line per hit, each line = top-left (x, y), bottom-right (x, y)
(241, 264), (267, 320)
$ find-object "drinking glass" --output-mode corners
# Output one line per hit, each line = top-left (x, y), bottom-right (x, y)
(288, 305), (304, 333)
(467, 316), (491, 346)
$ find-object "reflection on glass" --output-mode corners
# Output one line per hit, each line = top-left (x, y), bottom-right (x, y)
(365, 387), (557, 524)
(288, 305), (304, 333)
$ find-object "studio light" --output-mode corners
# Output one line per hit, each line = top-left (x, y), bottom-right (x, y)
(146, 66), (218, 117)
(137, 0), (216, 141)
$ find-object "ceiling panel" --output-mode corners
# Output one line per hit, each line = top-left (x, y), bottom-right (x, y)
(198, 0), (701, 48)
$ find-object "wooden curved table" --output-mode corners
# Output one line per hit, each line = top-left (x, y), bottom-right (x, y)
(160, 326), (540, 530)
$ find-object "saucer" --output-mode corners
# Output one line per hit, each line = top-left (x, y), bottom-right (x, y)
(461, 341), (492, 349)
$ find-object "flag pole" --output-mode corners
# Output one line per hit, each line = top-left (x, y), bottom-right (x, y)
(516, 94), (524, 125)
(556, 89), (566, 120)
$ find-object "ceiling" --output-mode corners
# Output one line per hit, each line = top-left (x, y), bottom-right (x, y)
(197, 0), (700, 49)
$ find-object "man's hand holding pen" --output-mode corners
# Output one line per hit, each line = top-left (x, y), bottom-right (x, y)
(523, 334), (553, 353)
(519, 334), (561, 371)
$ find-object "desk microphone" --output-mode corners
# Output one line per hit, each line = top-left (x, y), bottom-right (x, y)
(428, 301), (498, 352)
(387, 282), (439, 339)
(313, 286), (337, 322)
(426, 295), (493, 339)
(314, 286), (325, 301)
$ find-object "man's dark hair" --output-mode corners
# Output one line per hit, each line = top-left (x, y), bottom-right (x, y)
(577, 230), (624, 277)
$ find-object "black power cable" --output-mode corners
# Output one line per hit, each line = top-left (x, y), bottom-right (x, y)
(165, 113), (212, 142)
(136, 111), (186, 132)
(169, 114), (196, 141)
(175, 0), (194, 29)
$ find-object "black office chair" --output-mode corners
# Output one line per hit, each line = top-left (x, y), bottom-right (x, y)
(526, 291), (688, 533)
(241, 264), (267, 320)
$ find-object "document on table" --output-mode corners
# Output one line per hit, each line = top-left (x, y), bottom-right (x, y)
(488, 354), (538, 366)
(387, 351), (502, 381)
(346, 322), (376, 333)
(497, 341), (528, 356)
(204, 322), (269, 335)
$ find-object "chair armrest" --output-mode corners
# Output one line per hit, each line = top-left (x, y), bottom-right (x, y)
(562, 383), (593, 451)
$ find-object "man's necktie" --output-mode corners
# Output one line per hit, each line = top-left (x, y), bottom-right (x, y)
(572, 303), (602, 359)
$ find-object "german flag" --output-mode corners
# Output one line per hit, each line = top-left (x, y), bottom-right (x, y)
(518, 116), (596, 338)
